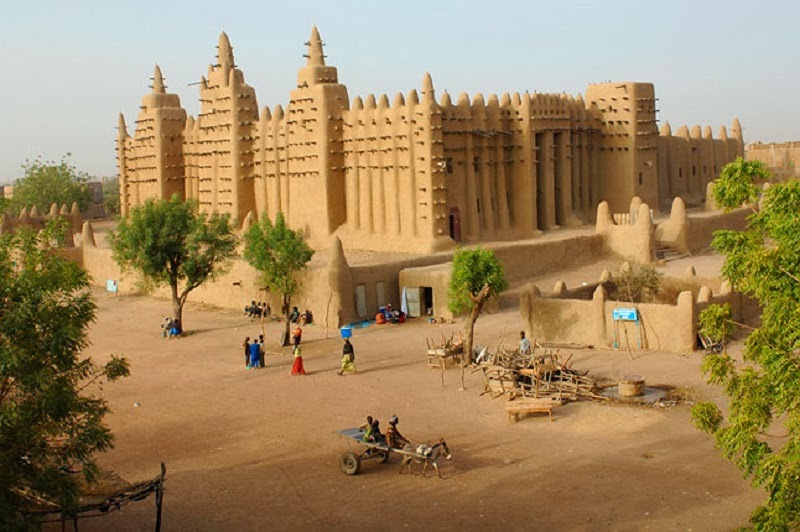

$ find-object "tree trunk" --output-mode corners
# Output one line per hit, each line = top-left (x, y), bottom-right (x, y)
(170, 281), (183, 325)
(463, 303), (481, 367)
(461, 284), (490, 388)
(282, 294), (291, 347)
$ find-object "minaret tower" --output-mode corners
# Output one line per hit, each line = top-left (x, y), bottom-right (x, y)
(285, 26), (349, 246)
(122, 65), (187, 210)
(195, 32), (259, 224)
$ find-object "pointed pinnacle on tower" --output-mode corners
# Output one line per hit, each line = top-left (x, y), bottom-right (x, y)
(306, 26), (325, 66)
(153, 64), (165, 94)
(218, 31), (234, 67)
(117, 113), (128, 138)
(422, 72), (434, 102)
(731, 117), (742, 138)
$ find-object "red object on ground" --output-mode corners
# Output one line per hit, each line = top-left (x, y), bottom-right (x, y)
(375, 313), (386, 324)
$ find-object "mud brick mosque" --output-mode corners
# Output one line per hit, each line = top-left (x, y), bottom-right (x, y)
(116, 27), (743, 254)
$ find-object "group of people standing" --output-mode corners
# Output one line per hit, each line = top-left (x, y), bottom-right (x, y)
(243, 335), (266, 369)
(240, 330), (358, 378)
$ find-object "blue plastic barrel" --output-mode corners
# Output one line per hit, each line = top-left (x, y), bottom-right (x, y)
(340, 326), (353, 339)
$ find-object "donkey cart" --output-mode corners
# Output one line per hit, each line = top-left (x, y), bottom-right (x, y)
(337, 427), (393, 475)
(337, 427), (452, 478)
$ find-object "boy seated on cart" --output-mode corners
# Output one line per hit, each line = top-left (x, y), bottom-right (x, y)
(360, 416), (385, 444)
(385, 415), (410, 449)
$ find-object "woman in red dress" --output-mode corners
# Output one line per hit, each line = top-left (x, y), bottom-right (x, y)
(291, 346), (306, 376)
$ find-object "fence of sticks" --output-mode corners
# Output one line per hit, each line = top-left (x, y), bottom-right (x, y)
(476, 342), (602, 402)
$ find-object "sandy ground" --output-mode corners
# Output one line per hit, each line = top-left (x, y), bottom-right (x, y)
(57, 252), (765, 531)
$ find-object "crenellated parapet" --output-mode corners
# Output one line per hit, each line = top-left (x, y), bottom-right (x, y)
(656, 117), (743, 211)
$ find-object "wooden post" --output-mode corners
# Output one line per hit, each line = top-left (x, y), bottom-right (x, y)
(155, 462), (166, 532)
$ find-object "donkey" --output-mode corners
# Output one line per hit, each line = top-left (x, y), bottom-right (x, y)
(398, 437), (452, 479)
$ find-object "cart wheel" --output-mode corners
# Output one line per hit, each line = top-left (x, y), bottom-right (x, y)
(379, 450), (391, 464)
(340, 452), (361, 475)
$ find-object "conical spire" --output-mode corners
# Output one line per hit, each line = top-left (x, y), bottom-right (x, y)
(306, 26), (325, 66)
(117, 113), (128, 138)
(218, 32), (234, 67)
(153, 64), (165, 94)
(422, 72), (434, 102)
(731, 117), (742, 139)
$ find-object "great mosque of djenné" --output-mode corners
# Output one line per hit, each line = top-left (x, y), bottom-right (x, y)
(117, 27), (743, 253)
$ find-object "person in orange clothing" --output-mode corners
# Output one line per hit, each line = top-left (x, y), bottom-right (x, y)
(291, 325), (302, 348)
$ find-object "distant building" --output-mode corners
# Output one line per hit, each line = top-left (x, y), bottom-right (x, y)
(117, 28), (744, 253)
(746, 141), (800, 181)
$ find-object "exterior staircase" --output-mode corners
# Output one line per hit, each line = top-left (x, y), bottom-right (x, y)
(655, 242), (687, 262)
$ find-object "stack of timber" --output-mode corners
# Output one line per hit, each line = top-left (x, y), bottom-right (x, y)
(478, 344), (600, 402)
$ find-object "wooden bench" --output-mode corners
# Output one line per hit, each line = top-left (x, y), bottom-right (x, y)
(505, 397), (560, 423)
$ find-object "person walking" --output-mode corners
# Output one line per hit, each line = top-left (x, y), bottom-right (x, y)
(291, 345), (306, 376)
(338, 338), (357, 375)
(291, 325), (303, 348)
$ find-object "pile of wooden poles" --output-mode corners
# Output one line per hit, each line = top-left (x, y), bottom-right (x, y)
(477, 343), (600, 402)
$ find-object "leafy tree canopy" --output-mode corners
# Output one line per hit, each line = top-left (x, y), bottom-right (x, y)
(0, 220), (129, 529)
(712, 157), (770, 212)
(692, 161), (800, 530)
(109, 196), (238, 327)
(448, 247), (508, 315)
(448, 248), (508, 383)
(10, 156), (93, 215)
(244, 212), (314, 345)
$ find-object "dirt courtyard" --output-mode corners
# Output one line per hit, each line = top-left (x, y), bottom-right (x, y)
(72, 269), (761, 531)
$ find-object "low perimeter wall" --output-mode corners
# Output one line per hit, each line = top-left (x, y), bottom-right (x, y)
(520, 277), (756, 354)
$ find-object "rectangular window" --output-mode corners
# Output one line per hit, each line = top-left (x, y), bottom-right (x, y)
(692, 165), (696, 176)
(473, 157), (480, 173)
(476, 198), (481, 214)
(638, 172), (643, 186)
(446, 157), (453, 174)
(679, 168), (683, 178)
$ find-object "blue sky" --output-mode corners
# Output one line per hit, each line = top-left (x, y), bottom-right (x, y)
(0, 0), (797, 181)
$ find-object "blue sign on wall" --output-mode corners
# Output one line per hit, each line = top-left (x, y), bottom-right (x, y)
(612, 307), (638, 321)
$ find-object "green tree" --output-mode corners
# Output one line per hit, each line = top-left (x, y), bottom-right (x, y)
(0, 220), (130, 529)
(102, 176), (120, 217)
(692, 161), (800, 530)
(712, 157), (770, 212)
(244, 212), (314, 346)
(10, 156), (93, 215)
(448, 247), (508, 370)
(109, 196), (238, 329)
